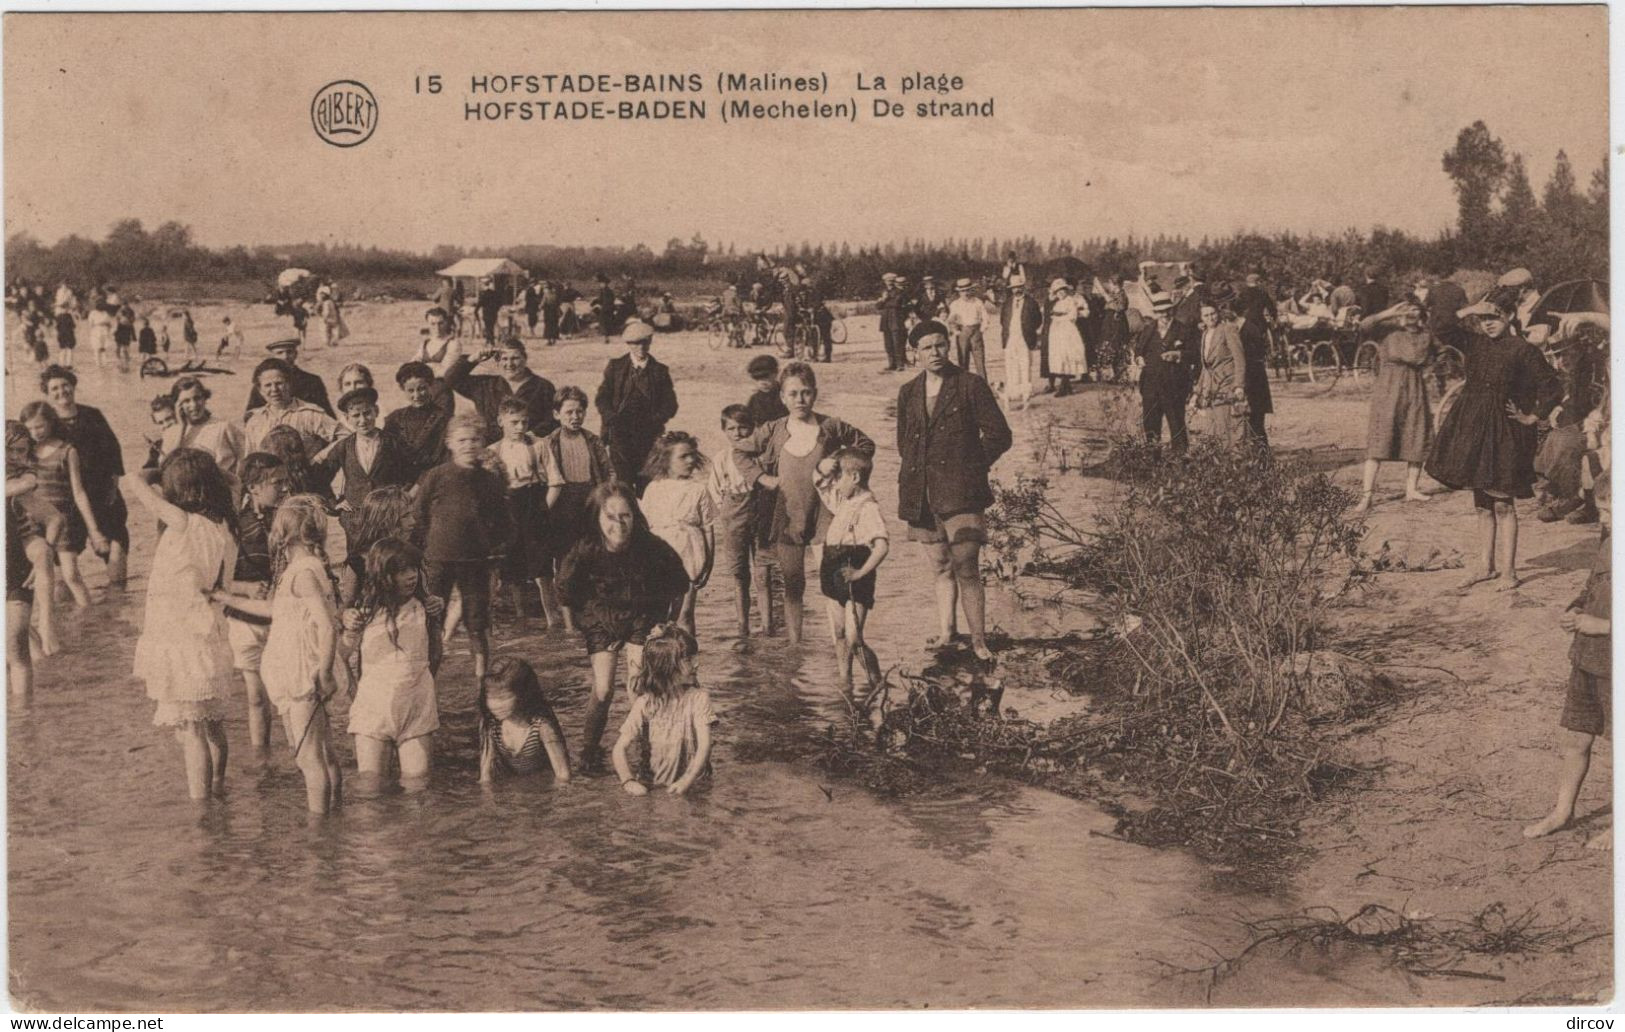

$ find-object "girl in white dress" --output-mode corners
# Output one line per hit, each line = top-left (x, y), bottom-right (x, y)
(1046, 279), (1090, 394)
(125, 449), (239, 801)
(341, 538), (442, 792)
(640, 431), (716, 643)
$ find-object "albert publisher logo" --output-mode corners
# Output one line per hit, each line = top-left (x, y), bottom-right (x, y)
(311, 80), (378, 148)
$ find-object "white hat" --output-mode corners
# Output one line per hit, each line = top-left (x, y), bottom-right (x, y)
(1009, 274), (1026, 288)
(621, 319), (655, 343)
(1497, 267), (1534, 289)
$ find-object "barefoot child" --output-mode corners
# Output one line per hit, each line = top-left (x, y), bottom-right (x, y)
(342, 538), (443, 792)
(483, 398), (559, 630)
(816, 448), (889, 692)
(613, 622), (715, 796)
(416, 413), (510, 682)
(708, 405), (770, 642)
(125, 450), (239, 800)
(225, 452), (288, 760)
(477, 656), (570, 782)
(212, 495), (345, 813)
(7, 494), (36, 699)
(640, 431), (715, 643)
(19, 400), (108, 608)
(1524, 472), (1612, 848)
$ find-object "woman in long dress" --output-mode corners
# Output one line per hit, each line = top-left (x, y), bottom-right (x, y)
(1044, 280), (1089, 397)
(1193, 303), (1248, 445)
(1424, 289), (1561, 590)
(1355, 301), (1434, 513)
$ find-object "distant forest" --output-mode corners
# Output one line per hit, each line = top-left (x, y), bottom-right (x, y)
(6, 122), (1606, 299)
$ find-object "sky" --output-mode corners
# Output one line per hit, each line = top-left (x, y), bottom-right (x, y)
(3, 7), (1610, 254)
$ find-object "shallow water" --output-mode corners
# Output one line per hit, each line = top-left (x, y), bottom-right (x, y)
(7, 308), (1425, 1010)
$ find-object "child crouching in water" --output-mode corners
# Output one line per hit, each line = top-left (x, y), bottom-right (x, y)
(613, 622), (714, 796)
(213, 495), (345, 813)
(1525, 471), (1612, 848)
(342, 538), (443, 792)
(478, 656), (571, 782)
(816, 448), (889, 692)
(125, 449), (239, 800)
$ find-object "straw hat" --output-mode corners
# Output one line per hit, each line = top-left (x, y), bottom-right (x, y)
(954, 277), (973, 290)
(1150, 292), (1174, 313)
(621, 319), (655, 343)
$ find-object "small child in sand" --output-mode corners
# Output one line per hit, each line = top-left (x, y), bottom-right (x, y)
(1524, 471), (1611, 849)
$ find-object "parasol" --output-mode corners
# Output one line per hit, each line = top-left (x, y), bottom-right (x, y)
(276, 268), (314, 290)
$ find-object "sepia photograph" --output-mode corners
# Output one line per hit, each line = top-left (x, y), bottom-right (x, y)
(0, 4), (1614, 1013)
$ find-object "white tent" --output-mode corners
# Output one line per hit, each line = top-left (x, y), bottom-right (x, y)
(436, 257), (526, 281)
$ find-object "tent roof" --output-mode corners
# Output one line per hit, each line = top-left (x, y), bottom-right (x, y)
(437, 257), (525, 280)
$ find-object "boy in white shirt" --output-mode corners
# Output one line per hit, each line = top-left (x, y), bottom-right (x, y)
(815, 448), (888, 693)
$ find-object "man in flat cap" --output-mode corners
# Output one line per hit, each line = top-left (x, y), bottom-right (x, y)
(595, 319), (679, 487)
(243, 337), (335, 418)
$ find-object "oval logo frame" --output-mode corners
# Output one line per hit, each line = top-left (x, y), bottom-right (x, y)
(311, 80), (379, 148)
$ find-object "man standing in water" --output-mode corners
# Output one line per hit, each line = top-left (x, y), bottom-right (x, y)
(895, 320), (1012, 662)
(595, 320), (679, 487)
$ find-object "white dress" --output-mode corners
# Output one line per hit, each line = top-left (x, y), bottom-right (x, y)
(641, 478), (715, 582)
(132, 513), (237, 726)
(347, 599), (439, 743)
(1002, 307), (1034, 405)
(260, 554), (338, 714)
(1047, 295), (1089, 376)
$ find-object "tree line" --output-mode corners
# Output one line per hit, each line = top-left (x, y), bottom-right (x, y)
(6, 121), (1606, 300)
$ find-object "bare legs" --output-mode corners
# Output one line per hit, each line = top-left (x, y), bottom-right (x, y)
(580, 643), (644, 768)
(355, 734), (433, 793)
(773, 542), (818, 645)
(283, 699), (342, 813)
(24, 538), (58, 655)
(928, 539), (992, 660)
(1524, 729), (1607, 846)
(8, 599), (33, 700)
(1356, 461), (1429, 513)
(241, 669), (272, 761)
(175, 720), (228, 801)
(1458, 497), (1519, 590)
(825, 599), (881, 692)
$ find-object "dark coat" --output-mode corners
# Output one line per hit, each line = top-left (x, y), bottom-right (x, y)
(444, 356), (558, 443)
(998, 293), (1043, 351)
(310, 429), (417, 508)
(1135, 319), (1199, 402)
(895, 366), (1012, 526)
(244, 364), (335, 418)
(594, 354), (679, 480)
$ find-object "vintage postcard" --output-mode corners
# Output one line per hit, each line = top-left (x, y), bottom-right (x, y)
(2, 5), (1612, 1014)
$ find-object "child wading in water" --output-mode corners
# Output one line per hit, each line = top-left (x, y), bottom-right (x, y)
(342, 539), (444, 793)
(816, 448), (889, 692)
(19, 400), (108, 608)
(226, 452), (289, 761)
(613, 622), (715, 795)
(708, 405), (771, 644)
(7, 421), (61, 655)
(125, 449), (239, 800)
(213, 495), (345, 813)
(640, 431), (715, 643)
(484, 397), (562, 631)
(416, 413), (510, 682)
(478, 656), (571, 782)
(1524, 472), (1612, 848)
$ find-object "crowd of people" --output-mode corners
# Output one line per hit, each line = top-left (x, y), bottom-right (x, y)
(5, 300), (1015, 818)
(5, 257), (1610, 849)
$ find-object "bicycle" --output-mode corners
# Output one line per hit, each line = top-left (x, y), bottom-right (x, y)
(749, 310), (782, 350)
(1270, 325), (1342, 383)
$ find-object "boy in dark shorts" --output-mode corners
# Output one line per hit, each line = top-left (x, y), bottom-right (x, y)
(815, 448), (888, 692)
(1525, 472), (1612, 848)
(415, 413), (512, 682)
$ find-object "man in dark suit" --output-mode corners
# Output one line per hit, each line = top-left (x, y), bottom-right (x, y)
(1136, 293), (1199, 453)
(878, 274), (910, 372)
(998, 275), (1043, 397)
(914, 275), (949, 324)
(896, 320), (1012, 663)
(594, 319), (679, 486)
(1236, 270), (1276, 448)
(243, 338), (334, 418)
